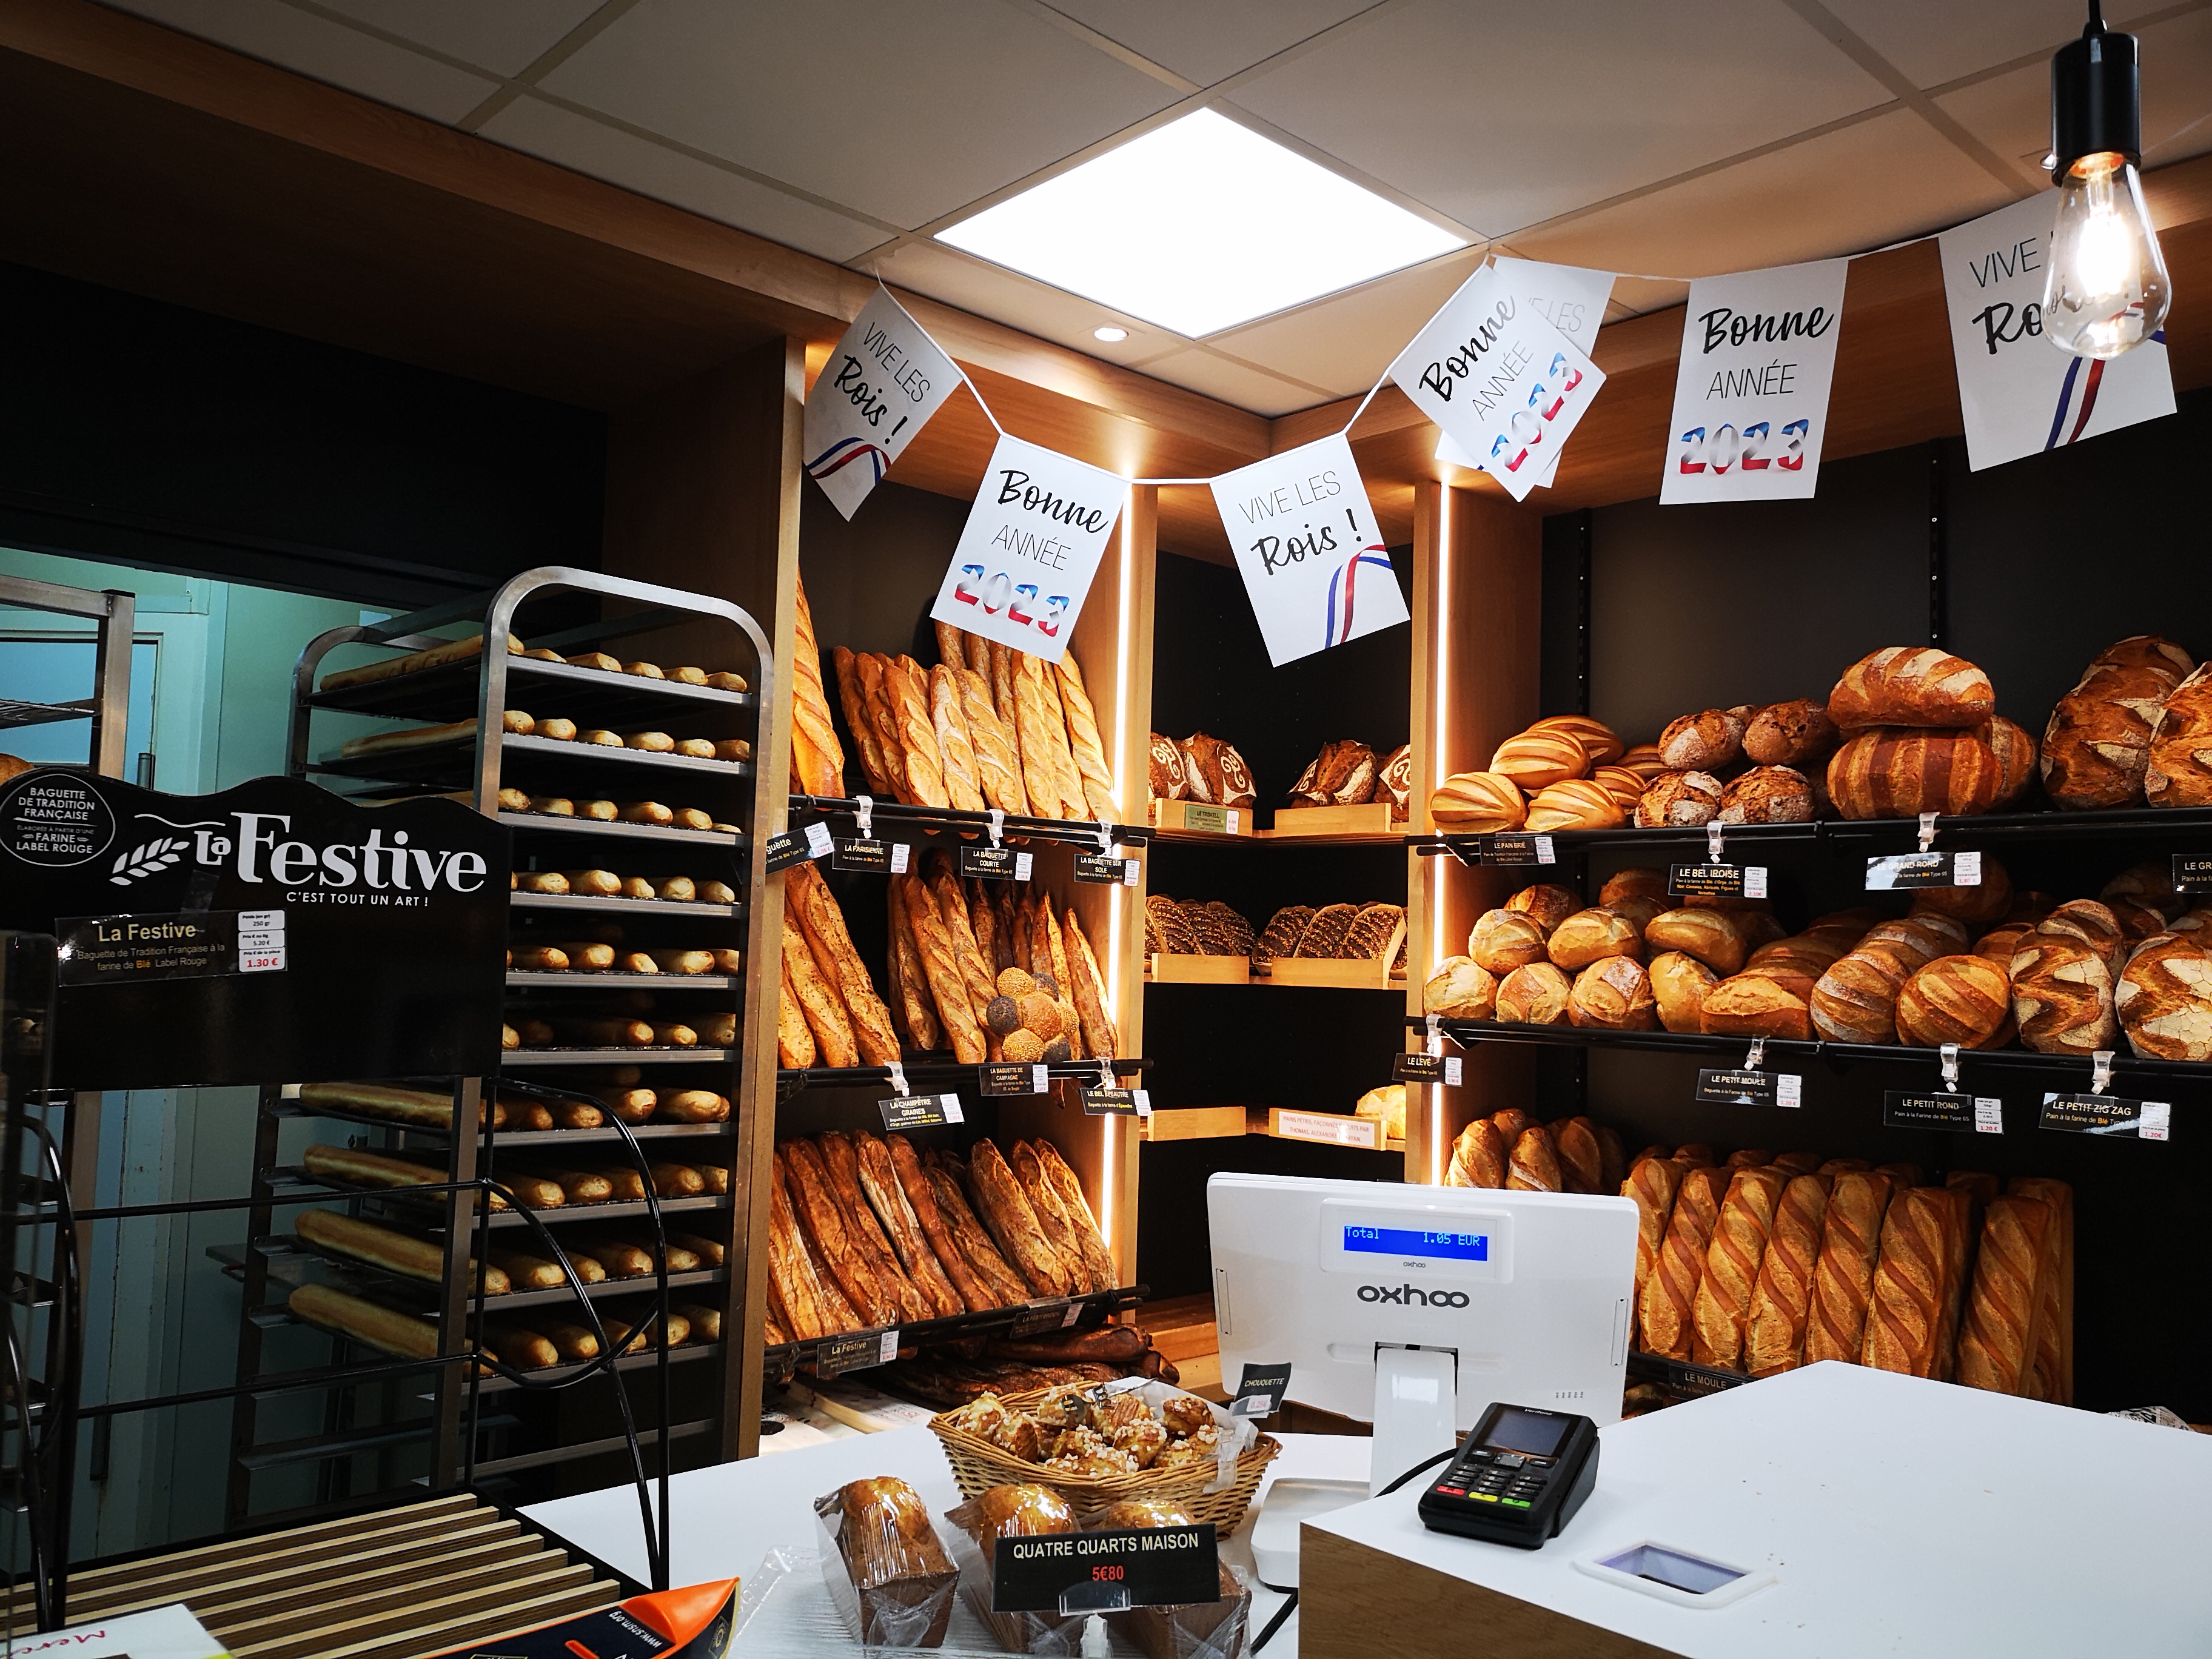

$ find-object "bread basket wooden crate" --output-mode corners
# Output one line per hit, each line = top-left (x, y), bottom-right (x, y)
(929, 1385), (1280, 1533)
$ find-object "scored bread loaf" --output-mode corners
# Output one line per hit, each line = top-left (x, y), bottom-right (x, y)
(1148, 732), (1188, 801)
(1526, 779), (1626, 833)
(1861, 1185), (1954, 1376)
(1490, 729), (1588, 789)
(1495, 962), (1572, 1025)
(1640, 1166), (1729, 1361)
(1810, 947), (1912, 1045)
(1635, 769), (1724, 828)
(1504, 883), (1580, 936)
(1051, 651), (1119, 823)
(789, 575), (846, 797)
(1529, 715), (1623, 765)
(1894, 954), (2012, 1048)
(1718, 766), (1814, 825)
(928, 663), (987, 813)
(1567, 957), (1656, 1030)
(2145, 660), (2212, 807)
(1445, 1117), (1510, 1188)
(1657, 709), (1744, 771)
(2009, 930), (2117, 1055)
(2042, 654), (2182, 809)
(1743, 699), (1839, 768)
(1589, 764), (1647, 810)
(1550, 1116), (1605, 1194)
(789, 862), (901, 1065)
(2006, 1176), (2074, 1403)
(1424, 956), (1499, 1019)
(1700, 971), (1812, 1041)
(1467, 908), (1552, 975)
(1954, 1195), (2053, 1395)
(1826, 727), (2002, 819)
(1548, 908), (1641, 971)
(1827, 647), (1994, 730)
(1744, 1173), (1831, 1378)
(1984, 716), (2039, 806)
(1649, 950), (1718, 1033)
(1623, 1156), (1685, 1350)
(1644, 908), (1746, 976)
(1803, 1170), (1896, 1364)
(1505, 1125), (1563, 1191)
(1429, 770), (1525, 831)
(2114, 931), (2212, 1061)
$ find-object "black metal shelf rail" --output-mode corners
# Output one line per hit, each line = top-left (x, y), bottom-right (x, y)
(1411, 802), (2212, 858)
(762, 1284), (1144, 1383)
(789, 794), (1153, 850)
(774, 1057), (1153, 1104)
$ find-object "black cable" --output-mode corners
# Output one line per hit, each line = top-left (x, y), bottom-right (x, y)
(1378, 1446), (1456, 1495)
(1250, 1589), (1296, 1653)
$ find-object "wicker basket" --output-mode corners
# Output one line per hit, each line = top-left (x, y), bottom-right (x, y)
(928, 1384), (1280, 1535)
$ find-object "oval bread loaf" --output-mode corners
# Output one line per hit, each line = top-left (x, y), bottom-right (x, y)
(1567, 957), (1656, 1030)
(1547, 907), (1642, 970)
(1424, 956), (1498, 1019)
(1644, 908), (1747, 976)
(1649, 950), (1718, 1033)
(2115, 931), (2212, 1061)
(1827, 647), (1994, 729)
(1657, 709), (1744, 771)
(1429, 770), (1525, 831)
(1590, 764), (1647, 809)
(1700, 972), (1812, 1040)
(1529, 715), (1624, 765)
(1718, 765), (1813, 825)
(1506, 1125), (1563, 1191)
(1743, 699), (1838, 767)
(1600, 867), (1667, 907)
(1446, 1118), (1509, 1188)
(1895, 954), (2012, 1048)
(1635, 769), (1725, 828)
(2145, 660), (2212, 808)
(2042, 657), (2182, 809)
(1811, 948), (1912, 1044)
(1618, 743), (1666, 781)
(1504, 883), (1580, 936)
(1495, 962), (1572, 1024)
(1526, 779), (1626, 833)
(1490, 729), (1588, 789)
(1826, 727), (2002, 819)
(2008, 932), (2117, 1055)
(1467, 908), (1551, 974)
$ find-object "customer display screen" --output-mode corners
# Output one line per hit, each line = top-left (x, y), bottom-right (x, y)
(1481, 1407), (1569, 1458)
(1342, 1225), (1489, 1261)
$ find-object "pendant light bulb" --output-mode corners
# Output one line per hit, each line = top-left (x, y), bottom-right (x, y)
(2044, 2), (2170, 358)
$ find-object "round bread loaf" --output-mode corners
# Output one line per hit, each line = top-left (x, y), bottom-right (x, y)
(1467, 908), (1550, 974)
(1908, 853), (2011, 924)
(1894, 954), (2013, 1048)
(1505, 1124), (1563, 1191)
(2145, 661), (2212, 808)
(1495, 962), (1572, 1025)
(2093, 634), (2194, 675)
(1428, 770), (1525, 831)
(1983, 716), (2039, 807)
(1567, 957), (1656, 1031)
(2101, 861), (2183, 920)
(2115, 932), (2212, 1061)
(1826, 646), (1995, 730)
(1618, 743), (1666, 781)
(1811, 947), (1912, 1044)
(1490, 729), (1588, 789)
(1718, 765), (1813, 825)
(2041, 657), (2180, 809)
(1700, 972), (1812, 1040)
(1505, 883), (1580, 936)
(1974, 920), (2033, 967)
(1635, 769), (1725, 828)
(1657, 709), (1744, 771)
(1825, 726), (2002, 819)
(1424, 956), (1498, 1019)
(1526, 779), (1627, 833)
(1649, 950), (1718, 1033)
(1590, 764), (1648, 809)
(1609, 893), (1666, 934)
(2008, 932), (2117, 1055)
(1547, 907), (1642, 970)
(1733, 911), (1789, 950)
(2034, 899), (2126, 974)
(1529, 715), (1624, 765)
(1743, 699), (1839, 767)
(1600, 866), (1668, 907)
(1643, 908), (1747, 975)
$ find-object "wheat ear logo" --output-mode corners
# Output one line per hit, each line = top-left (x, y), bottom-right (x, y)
(109, 816), (226, 886)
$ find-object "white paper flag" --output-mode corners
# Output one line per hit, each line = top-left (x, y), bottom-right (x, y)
(929, 434), (1125, 663)
(803, 289), (960, 519)
(1435, 259), (1616, 491)
(1661, 259), (1848, 504)
(1210, 432), (1406, 667)
(1389, 262), (1606, 503)
(1937, 192), (2175, 471)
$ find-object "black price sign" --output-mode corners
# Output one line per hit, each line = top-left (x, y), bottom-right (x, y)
(1082, 1087), (1139, 1116)
(831, 836), (910, 873)
(765, 821), (832, 873)
(813, 1328), (898, 1378)
(2174, 854), (2212, 894)
(979, 1062), (1051, 1097)
(991, 1525), (1219, 1614)
(960, 844), (1033, 881)
(1482, 832), (1555, 867)
(1232, 1362), (1292, 1417)
(1010, 1299), (1084, 1338)
(1075, 852), (1141, 885)
(1668, 862), (1768, 899)
(1695, 1068), (1802, 1108)
(58, 910), (242, 985)
(2040, 1093), (2171, 1140)
(1865, 850), (1982, 891)
(1393, 1052), (1463, 1085)
(879, 1093), (964, 1131)
(1884, 1090), (2003, 1134)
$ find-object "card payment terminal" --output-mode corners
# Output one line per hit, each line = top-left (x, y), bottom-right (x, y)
(1417, 1401), (1599, 1549)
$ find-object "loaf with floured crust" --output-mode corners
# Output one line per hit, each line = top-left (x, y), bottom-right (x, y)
(771, 1147), (860, 1338)
(2115, 930), (2212, 1061)
(928, 1153), (1044, 1305)
(2006, 1177), (2073, 1403)
(1031, 1138), (1116, 1293)
(929, 663), (987, 812)
(853, 1130), (964, 1318)
(1744, 1173), (1831, 1377)
(1803, 1170), (1895, 1364)
(1640, 1166), (1729, 1361)
(832, 645), (896, 796)
(1895, 953), (2013, 1048)
(789, 861), (902, 1065)
(1828, 646), (1994, 729)
(297, 1208), (507, 1295)
(1810, 947), (1912, 1044)
(1496, 962), (1572, 1024)
(888, 1133), (1000, 1312)
(1861, 1185), (1954, 1376)
(783, 919), (857, 1068)
(1016, 657), (1084, 819)
(1446, 1118), (1509, 1188)
(1505, 1125), (1562, 1191)
(819, 1130), (930, 1324)
(1062, 908), (1120, 1060)
(1955, 1196), (2053, 1395)
(966, 1139), (1075, 1297)
(1690, 1165), (1788, 1370)
(1623, 1156), (1684, 1350)
(959, 666), (1027, 815)
(1010, 1141), (1095, 1295)
(884, 655), (951, 809)
(885, 880), (943, 1054)
(2009, 930), (2117, 1054)
(1053, 651), (1119, 823)
(2043, 657), (2180, 809)
(1649, 950), (1718, 1033)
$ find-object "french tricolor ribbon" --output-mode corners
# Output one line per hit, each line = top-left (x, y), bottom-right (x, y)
(805, 435), (888, 483)
(2044, 324), (2163, 450)
(1323, 548), (1393, 649)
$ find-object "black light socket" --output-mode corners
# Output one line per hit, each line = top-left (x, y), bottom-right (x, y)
(2051, 4), (2142, 181)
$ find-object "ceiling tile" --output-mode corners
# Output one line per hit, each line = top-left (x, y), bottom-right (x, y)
(307, 0), (604, 77)
(1200, 247), (1489, 398)
(1937, 12), (2212, 176)
(1229, 0), (1891, 239)
(1044, 0), (1377, 87)
(1505, 108), (2023, 280)
(478, 98), (890, 260)
(102, 0), (499, 120)
(1111, 346), (1329, 418)
(537, 0), (1179, 229)
(1822, 0), (2087, 89)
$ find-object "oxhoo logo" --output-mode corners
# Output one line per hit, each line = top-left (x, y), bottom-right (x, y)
(1358, 1284), (1470, 1308)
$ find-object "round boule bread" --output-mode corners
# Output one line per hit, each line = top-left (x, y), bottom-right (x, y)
(1827, 646), (1995, 730)
(1718, 765), (1813, 825)
(2101, 861), (2184, 920)
(2145, 661), (2212, 808)
(1908, 854), (2011, 925)
(1600, 867), (1668, 907)
(1495, 962), (1573, 1025)
(1895, 954), (2013, 1048)
(1526, 779), (1627, 833)
(2034, 899), (2126, 975)
(1618, 743), (1666, 781)
(1743, 699), (1839, 767)
(2093, 634), (2194, 676)
(2041, 657), (2182, 809)
(2115, 932), (2212, 1061)
(1649, 950), (1718, 1033)
(1467, 908), (1551, 974)
(1428, 770), (1525, 831)
(1657, 709), (1745, 772)
(1644, 908), (1747, 976)
(1490, 729), (1589, 789)
(1811, 948), (1912, 1044)
(1635, 769), (1725, 828)
(1590, 764), (1648, 810)
(1529, 715), (1624, 765)
(1548, 907), (1643, 971)
(1504, 883), (1581, 936)
(1826, 727), (2002, 819)
(2008, 932), (2117, 1056)
(1567, 957), (1656, 1031)
(1700, 972), (1812, 1040)
(1423, 956), (1498, 1020)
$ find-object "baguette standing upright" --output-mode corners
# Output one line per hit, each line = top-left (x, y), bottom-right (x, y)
(928, 662), (987, 812)
(833, 645), (896, 797)
(1053, 651), (1119, 822)
(1743, 1173), (1831, 1376)
(1690, 1165), (1788, 1370)
(789, 574), (846, 797)
(886, 1133), (1002, 1312)
(853, 1130), (965, 1319)
(957, 666), (1027, 815)
(1639, 1165), (1728, 1360)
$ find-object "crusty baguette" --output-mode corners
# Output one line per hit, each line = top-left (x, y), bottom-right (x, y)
(1622, 1156), (1684, 1350)
(965, 1138), (1075, 1297)
(1011, 655), (1078, 818)
(1053, 650), (1119, 822)
(1010, 1139), (1096, 1295)
(289, 1283), (438, 1359)
(930, 663), (987, 812)
(883, 655), (950, 809)
(784, 1140), (897, 1327)
(318, 631), (519, 691)
(789, 574), (846, 797)
(819, 1130), (930, 1323)
(923, 1156), (1034, 1307)
(833, 645), (896, 796)
(296, 1208), (508, 1293)
(778, 956), (820, 1068)
(298, 1081), (472, 1130)
(958, 666), (1026, 815)
(1640, 1165), (1728, 1360)
(888, 1132), (1000, 1313)
(480, 1322), (560, 1370)
(788, 861), (901, 1064)
(1062, 908), (1119, 1061)
(338, 719), (477, 760)
(522, 1319), (602, 1363)
(2006, 1176), (2073, 1403)
(657, 1089), (729, 1123)
(1744, 1173), (1831, 1377)
(925, 858), (999, 1021)
(783, 917), (857, 1068)
(1862, 1185), (1952, 1376)
(1038, 897), (1073, 999)
(899, 874), (988, 1062)
(855, 653), (911, 805)
(487, 1247), (574, 1290)
(1032, 1138), (1117, 1292)
(854, 1130), (965, 1319)
(768, 1148), (847, 1340)
(301, 1142), (547, 1211)
(886, 879), (943, 1053)
(1956, 1195), (2053, 1395)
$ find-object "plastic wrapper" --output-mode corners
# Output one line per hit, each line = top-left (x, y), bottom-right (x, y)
(1090, 1500), (1250, 1659)
(945, 1484), (1088, 1655)
(813, 1476), (960, 1646)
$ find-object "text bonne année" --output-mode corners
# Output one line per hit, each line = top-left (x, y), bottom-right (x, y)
(1698, 305), (1833, 354)
(1417, 298), (1520, 403)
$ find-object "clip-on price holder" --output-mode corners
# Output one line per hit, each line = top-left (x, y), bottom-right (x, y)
(832, 794), (910, 873)
(960, 808), (1033, 881)
(1884, 1042), (2003, 1133)
(2041, 1048), (2171, 1140)
(1074, 819), (1139, 885)
(878, 1060), (964, 1133)
(1695, 1037), (1801, 1108)
(1418, 1400), (1601, 1550)
(1395, 1014), (1464, 1086)
(1866, 813), (1982, 891)
(1669, 823), (1767, 900)
(1082, 1056), (1147, 1117)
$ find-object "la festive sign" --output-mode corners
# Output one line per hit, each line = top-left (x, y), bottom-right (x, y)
(803, 289), (961, 519)
(1661, 258), (1848, 503)
(1937, 192), (2175, 471)
(1209, 432), (1407, 667)
(929, 434), (1125, 663)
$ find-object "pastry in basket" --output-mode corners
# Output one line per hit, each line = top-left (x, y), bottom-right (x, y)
(1113, 1417), (1170, 1469)
(1046, 1424), (1138, 1475)
(1160, 1396), (1215, 1439)
(942, 1393), (1045, 1462)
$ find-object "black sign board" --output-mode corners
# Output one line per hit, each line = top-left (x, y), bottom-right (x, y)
(960, 844), (1031, 881)
(1865, 850), (1982, 891)
(1393, 1052), (1463, 1086)
(879, 1093), (963, 1132)
(1075, 852), (1140, 885)
(1010, 1299), (1084, 1338)
(980, 1062), (1050, 1097)
(1668, 862), (1766, 899)
(1884, 1090), (2003, 1134)
(1232, 1362), (1292, 1417)
(1695, 1067), (1802, 1108)
(993, 1526), (1219, 1614)
(765, 820), (832, 873)
(0, 771), (508, 1088)
(1082, 1087), (1139, 1116)
(813, 1329), (897, 1378)
(2040, 1093), (2171, 1139)
(2174, 854), (2212, 895)
(1481, 832), (1554, 867)
(832, 836), (908, 873)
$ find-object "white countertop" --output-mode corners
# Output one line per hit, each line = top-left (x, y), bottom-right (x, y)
(1310, 1361), (2212, 1658)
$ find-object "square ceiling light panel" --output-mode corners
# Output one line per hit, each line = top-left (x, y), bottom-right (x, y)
(935, 109), (1466, 338)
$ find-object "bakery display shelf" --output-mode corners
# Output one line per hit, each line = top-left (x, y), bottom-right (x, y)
(774, 1056), (1153, 1098)
(0, 695), (94, 730)
(788, 794), (1153, 848)
(1412, 822), (1825, 857)
(1412, 803), (2212, 856)
(498, 810), (741, 849)
(361, 1191), (730, 1231)
(509, 890), (742, 920)
(466, 1336), (719, 1395)
(1626, 1352), (1750, 1399)
(229, 1236), (728, 1315)
(502, 1045), (736, 1066)
(309, 652), (752, 725)
(505, 971), (737, 990)
(312, 734), (751, 793)
(763, 1284), (1145, 1381)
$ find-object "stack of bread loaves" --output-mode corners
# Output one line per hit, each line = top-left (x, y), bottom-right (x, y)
(1150, 731), (1259, 810)
(2037, 634), (2196, 809)
(1143, 896), (1255, 957)
(1284, 738), (1415, 820)
(1252, 901), (1408, 975)
(1427, 716), (1638, 833)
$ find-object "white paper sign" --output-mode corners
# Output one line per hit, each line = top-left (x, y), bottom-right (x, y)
(1209, 432), (1407, 666)
(1389, 262), (1606, 503)
(1937, 192), (2176, 471)
(1661, 258), (1848, 504)
(1435, 259), (1615, 491)
(803, 289), (960, 519)
(929, 434), (1124, 663)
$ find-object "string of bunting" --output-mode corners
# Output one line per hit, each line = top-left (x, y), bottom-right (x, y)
(804, 190), (2174, 670)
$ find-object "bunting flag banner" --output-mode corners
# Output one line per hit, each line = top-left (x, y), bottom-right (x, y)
(802, 289), (961, 519)
(1208, 431), (1407, 666)
(1937, 192), (2174, 471)
(1436, 258), (1617, 491)
(1661, 258), (1849, 504)
(928, 434), (1125, 663)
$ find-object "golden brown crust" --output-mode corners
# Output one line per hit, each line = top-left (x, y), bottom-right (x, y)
(1062, 908), (1119, 1060)
(1861, 1185), (1951, 1376)
(1826, 727), (2002, 819)
(887, 1134), (997, 1313)
(1053, 650), (1119, 822)
(1744, 1173), (1831, 1377)
(789, 575), (846, 797)
(882, 655), (950, 809)
(783, 919), (856, 1068)
(926, 858), (1000, 1021)
(929, 662), (987, 812)
(923, 1157), (1034, 1306)
(1691, 1165), (1788, 1370)
(820, 1130), (931, 1323)
(789, 862), (902, 1064)
(785, 1138), (897, 1329)
(1011, 1140), (1095, 1295)
(966, 1139), (1075, 1296)
(1956, 1196), (2052, 1394)
(885, 880), (943, 1053)
(831, 645), (896, 797)
(1445, 1118), (1509, 1188)
(289, 1283), (438, 1359)
(1827, 646), (1995, 730)
(848, 1131), (963, 1319)
(1031, 1138), (1116, 1292)
(1621, 1157), (1684, 1351)
(767, 1148), (851, 1339)
(1640, 1166), (1728, 1360)
(959, 666), (1027, 814)
(1013, 654), (1079, 818)
(900, 874), (988, 1062)
(1506, 1125), (1562, 1191)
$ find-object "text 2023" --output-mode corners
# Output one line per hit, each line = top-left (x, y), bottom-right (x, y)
(953, 568), (1071, 637)
(1677, 418), (1809, 475)
(1487, 352), (1584, 475)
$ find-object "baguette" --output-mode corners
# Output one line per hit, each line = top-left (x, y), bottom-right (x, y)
(1031, 655), (1090, 820)
(768, 1148), (853, 1340)
(598, 1087), (658, 1122)
(560, 870), (623, 897)
(785, 1138), (902, 1327)
(886, 880), (943, 1053)
(1744, 1173), (1831, 1377)
(336, 719), (477, 760)
(1010, 1139), (1096, 1295)
(1956, 1196), (2053, 1395)
(617, 801), (674, 825)
(959, 666), (1027, 815)
(2006, 1176), (2074, 1403)
(1062, 909), (1120, 1061)
(300, 1142), (551, 1210)
(486, 1247), (578, 1290)
(789, 574), (846, 797)
(1053, 651), (1119, 822)
(854, 1129), (965, 1318)
(568, 651), (620, 672)
(965, 1138), (1074, 1297)
(298, 1081), (474, 1130)
(1691, 1165), (1788, 1371)
(926, 859), (999, 1020)
(788, 862), (902, 1064)
(987, 642), (1027, 808)
(296, 1208), (508, 1294)
(819, 1130), (931, 1323)
(1622, 1156), (1684, 1349)
(930, 663), (987, 812)
(884, 655), (951, 809)
(778, 957), (821, 1068)
(934, 620), (971, 668)
(925, 1159), (1034, 1307)
(647, 950), (716, 975)
(856, 653), (911, 805)
(900, 874), (988, 1062)
(1862, 1186), (1951, 1376)
(1031, 1137), (1116, 1292)
(569, 1236), (654, 1278)
(888, 1132), (1002, 1312)
(523, 1319), (601, 1363)
(1640, 1165), (1728, 1360)
(657, 1089), (729, 1123)
(1012, 655), (1078, 818)
(480, 1323), (561, 1370)
(288, 1283), (438, 1358)
(833, 646), (896, 796)
(783, 913), (857, 1068)
(319, 631), (519, 691)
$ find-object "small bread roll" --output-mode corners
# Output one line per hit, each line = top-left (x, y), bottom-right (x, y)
(655, 876), (696, 901)
(1743, 699), (1839, 768)
(650, 1161), (706, 1196)
(1505, 884), (1580, 937)
(700, 880), (737, 905)
(1649, 950), (1718, 1033)
(537, 717), (578, 742)
(1496, 962), (1572, 1024)
(651, 1022), (699, 1047)
(1718, 766), (1814, 825)
(672, 807), (714, 831)
(626, 731), (675, 752)
(503, 709), (534, 734)
(561, 870), (622, 897)
(1644, 908), (1748, 975)
(501, 1022), (520, 1050)
(530, 796), (575, 817)
(649, 950), (715, 975)
(715, 739), (753, 762)
(658, 1090), (729, 1123)
(568, 652), (620, 672)
(497, 787), (532, 812)
(671, 666), (709, 686)
(1547, 907), (1642, 971)
(706, 670), (748, 692)
(710, 948), (742, 972)
(1468, 908), (1551, 974)
(581, 728), (623, 748)
(675, 739), (716, 759)
(555, 943), (617, 969)
(511, 947), (570, 971)
(621, 876), (655, 899)
(624, 661), (665, 679)
(515, 872), (570, 895)
(581, 799), (618, 820)
(620, 801), (674, 826)
(517, 1019), (555, 1047)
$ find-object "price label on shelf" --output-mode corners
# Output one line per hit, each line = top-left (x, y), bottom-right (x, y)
(1695, 1068), (1801, 1108)
(765, 822), (833, 873)
(1668, 862), (1766, 899)
(1011, 1298), (1088, 1338)
(1865, 850), (1977, 890)
(2173, 854), (2212, 894)
(2040, 1094), (2170, 1140)
(1082, 1087), (1139, 1116)
(832, 837), (910, 873)
(1885, 1090), (2004, 1134)
(1074, 852), (1141, 885)
(961, 845), (1033, 881)
(814, 1327), (901, 1378)
(1393, 1052), (1464, 1086)
(979, 1062), (1051, 1097)
(879, 1093), (964, 1132)
(1483, 832), (1556, 866)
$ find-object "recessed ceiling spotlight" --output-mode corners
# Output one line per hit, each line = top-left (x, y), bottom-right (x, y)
(937, 109), (1466, 338)
(1093, 326), (1129, 343)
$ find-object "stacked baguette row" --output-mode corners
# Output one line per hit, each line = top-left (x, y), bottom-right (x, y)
(501, 797), (739, 833)
(765, 1131), (1115, 1344)
(317, 631), (748, 696)
(1442, 1106), (1626, 1195)
(780, 860), (902, 1068)
(1620, 1139), (2073, 1402)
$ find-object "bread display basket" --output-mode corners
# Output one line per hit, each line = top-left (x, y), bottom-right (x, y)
(928, 1381), (1279, 1534)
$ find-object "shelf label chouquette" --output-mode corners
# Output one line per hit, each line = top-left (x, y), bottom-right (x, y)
(930, 433), (1125, 663)
(1660, 258), (1848, 504)
(803, 288), (960, 520)
(1389, 259), (1606, 503)
(1207, 431), (1408, 666)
